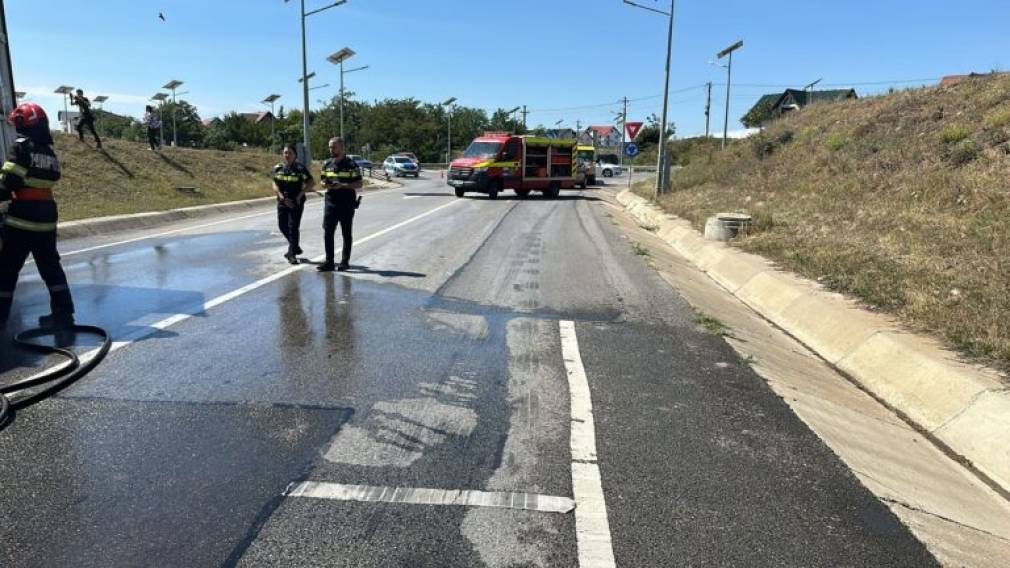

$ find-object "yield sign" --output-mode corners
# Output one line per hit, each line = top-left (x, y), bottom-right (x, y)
(625, 121), (643, 140)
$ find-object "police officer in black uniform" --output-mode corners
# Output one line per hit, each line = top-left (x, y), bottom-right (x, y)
(0, 103), (75, 330)
(272, 144), (314, 264)
(318, 137), (362, 272)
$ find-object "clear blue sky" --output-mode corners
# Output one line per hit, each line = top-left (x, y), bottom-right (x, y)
(10, 0), (1010, 136)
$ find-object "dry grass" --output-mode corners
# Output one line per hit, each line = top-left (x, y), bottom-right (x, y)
(636, 74), (1010, 370)
(52, 134), (380, 221)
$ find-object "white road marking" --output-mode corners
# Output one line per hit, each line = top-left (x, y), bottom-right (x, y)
(51, 184), (407, 260)
(559, 320), (617, 568)
(287, 481), (575, 514)
(25, 199), (462, 374)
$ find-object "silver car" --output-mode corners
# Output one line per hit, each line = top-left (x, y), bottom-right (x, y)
(383, 155), (419, 178)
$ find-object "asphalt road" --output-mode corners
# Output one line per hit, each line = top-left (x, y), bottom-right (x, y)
(0, 172), (937, 567)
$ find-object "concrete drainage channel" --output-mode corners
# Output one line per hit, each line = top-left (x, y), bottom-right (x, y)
(617, 188), (1010, 501)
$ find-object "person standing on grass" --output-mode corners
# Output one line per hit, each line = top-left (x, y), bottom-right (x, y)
(69, 89), (101, 149)
(143, 105), (162, 151)
(272, 144), (314, 264)
(318, 137), (362, 272)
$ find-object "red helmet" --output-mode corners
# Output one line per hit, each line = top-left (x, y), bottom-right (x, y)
(8, 102), (48, 128)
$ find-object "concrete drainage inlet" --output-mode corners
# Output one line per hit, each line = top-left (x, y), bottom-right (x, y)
(704, 212), (752, 241)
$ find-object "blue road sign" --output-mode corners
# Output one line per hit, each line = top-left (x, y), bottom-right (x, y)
(624, 142), (640, 157)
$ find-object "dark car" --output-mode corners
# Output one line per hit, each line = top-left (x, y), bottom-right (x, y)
(348, 154), (373, 170)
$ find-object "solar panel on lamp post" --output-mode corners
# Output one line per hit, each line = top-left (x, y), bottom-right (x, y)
(262, 94), (281, 148)
(623, 0), (675, 198)
(716, 40), (743, 150)
(327, 47), (365, 143)
(151, 92), (170, 147)
(162, 80), (184, 147)
(54, 86), (74, 133)
(285, 0), (349, 166)
(442, 97), (456, 165)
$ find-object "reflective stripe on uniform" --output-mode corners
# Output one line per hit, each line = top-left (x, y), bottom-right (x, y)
(274, 174), (303, 182)
(4, 216), (58, 232)
(23, 177), (56, 189)
(2, 161), (28, 177)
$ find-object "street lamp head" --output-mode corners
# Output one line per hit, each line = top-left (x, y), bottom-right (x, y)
(327, 47), (356, 65)
(151, 93), (170, 102)
(441, 97), (457, 106)
(343, 64), (369, 74)
(716, 40), (743, 59)
(262, 94), (282, 104)
(506, 106), (521, 114)
(54, 85), (74, 95)
(298, 72), (317, 83)
(163, 79), (184, 90)
(93, 96), (109, 103)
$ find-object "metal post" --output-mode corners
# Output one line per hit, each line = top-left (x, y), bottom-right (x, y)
(620, 96), (628, 168)
(339, 60), (345, 140)
(722, 51), (732, 149)
(446, 106), (452, 165)
(704, 81), (712, 137)
(270, 100), (276, 147)
(300, 0), (311, 164)
(521, 105), (527, 130)
(171, 87), (178, 147)
(63, 94), (70, 134)
(655, 0), (675, 198)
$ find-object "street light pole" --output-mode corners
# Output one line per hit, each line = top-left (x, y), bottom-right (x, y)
(262, 94), (281, 148)
(716, 40), (743, 149)
(288, 0), (349, 164)
(163, 80), (184, 147)
(442, 97), (456, 165)
(623, 0), (675, 198)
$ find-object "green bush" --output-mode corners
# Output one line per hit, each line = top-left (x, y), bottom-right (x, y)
(983, 106), (1010, 130)
(825, 132), (848, 151)
(940, 123), (972, 144)
(948, 139), (980, 166)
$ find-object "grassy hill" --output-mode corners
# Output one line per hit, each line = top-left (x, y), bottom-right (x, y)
(51, 133), (282, 221)
(639, 73), (1010, 369)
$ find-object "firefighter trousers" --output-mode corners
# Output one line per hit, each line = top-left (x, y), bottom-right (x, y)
(0, 226), (75, 325)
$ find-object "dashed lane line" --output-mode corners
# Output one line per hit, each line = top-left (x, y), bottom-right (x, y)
(286, 481), (576, 514)
(560, 320), (617, 568)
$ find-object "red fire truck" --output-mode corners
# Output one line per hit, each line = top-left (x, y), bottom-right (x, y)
(447, 132), (578, 199)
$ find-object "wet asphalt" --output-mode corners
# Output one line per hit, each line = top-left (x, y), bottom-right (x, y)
(0, 173), (936, 567)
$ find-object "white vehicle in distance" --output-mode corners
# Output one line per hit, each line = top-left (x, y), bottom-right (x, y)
(595, 161), (623, 178)
(383, 155), (420, 177)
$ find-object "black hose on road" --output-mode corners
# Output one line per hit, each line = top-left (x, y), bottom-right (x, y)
(0, 325), (111, 430)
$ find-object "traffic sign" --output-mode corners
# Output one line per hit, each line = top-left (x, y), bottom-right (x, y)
(625, 121), (643, 140)
(624, 142), (639, 157)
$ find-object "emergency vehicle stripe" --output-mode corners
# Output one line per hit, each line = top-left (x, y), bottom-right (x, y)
(4, 216), (58, 232)
(2, 161), (28, 177)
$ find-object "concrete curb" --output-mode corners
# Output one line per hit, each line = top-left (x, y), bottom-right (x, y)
(57, 177), (402, 240)
(617, 189), (1010, 495)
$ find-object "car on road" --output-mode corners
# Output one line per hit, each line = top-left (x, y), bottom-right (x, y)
(396, 152), (421, 170)
(383, 155), (420, 177)
(595, 162), (623, 178)
(348, 154), (373, 171)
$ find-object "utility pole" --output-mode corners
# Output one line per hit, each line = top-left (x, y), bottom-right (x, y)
(704, 81), (712, 138)
(576, 119), (581, 133)
(521, 105), (527, 130)
(619, 96), (628, 167)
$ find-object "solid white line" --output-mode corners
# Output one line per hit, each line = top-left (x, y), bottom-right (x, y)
(31, 198), (462, 372)
(559, 320), (617, 568)
(287, 481), (576, 514)
(54, 184), (408, 260)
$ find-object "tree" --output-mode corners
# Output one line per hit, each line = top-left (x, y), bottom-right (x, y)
(160, 100), (204, 147)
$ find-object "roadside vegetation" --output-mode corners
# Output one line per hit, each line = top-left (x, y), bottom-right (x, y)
(635, 73), (1010, 370)
(54, 134), (377, 221)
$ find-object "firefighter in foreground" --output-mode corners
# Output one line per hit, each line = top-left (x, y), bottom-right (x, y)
(0, 103), (75, 331)
(318, 137), (362, 272)
(272, 143), (314, 264)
